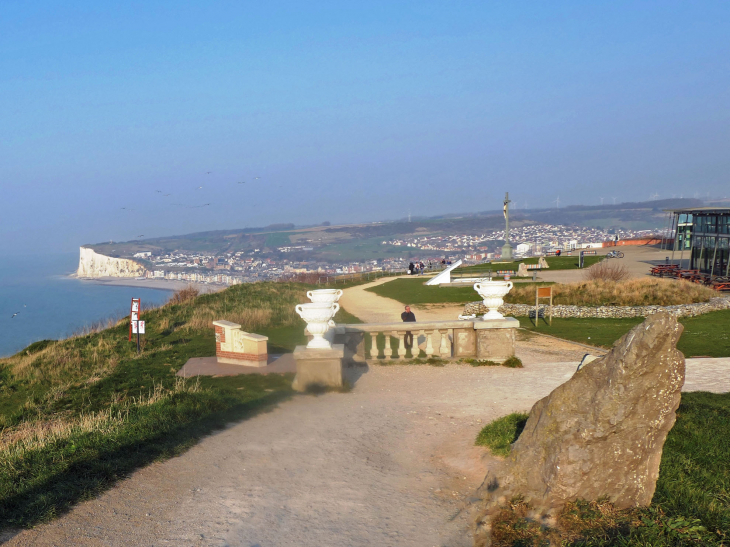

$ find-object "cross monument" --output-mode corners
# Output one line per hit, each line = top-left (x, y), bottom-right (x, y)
(502, 192), (513, 260)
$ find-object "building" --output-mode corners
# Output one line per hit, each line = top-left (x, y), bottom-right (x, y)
(667, 207), (730, 276)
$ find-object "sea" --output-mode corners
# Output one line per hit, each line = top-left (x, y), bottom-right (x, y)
(0, 253), (173, 358)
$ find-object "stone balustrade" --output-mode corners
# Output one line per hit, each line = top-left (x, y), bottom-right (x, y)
(330, 318), (518, 363)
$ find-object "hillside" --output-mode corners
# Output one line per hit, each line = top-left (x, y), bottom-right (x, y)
(88, 198), (700, 262)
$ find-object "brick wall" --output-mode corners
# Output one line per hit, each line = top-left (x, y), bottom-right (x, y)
(217, 351), (268, 361)
(214, 325), (225, 355)
(215, 325), (266, 361)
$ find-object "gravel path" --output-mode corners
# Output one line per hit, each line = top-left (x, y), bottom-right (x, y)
(338, 276), (464, 323)
(5, 277), (727, 546)
(5, 342), (728, 547)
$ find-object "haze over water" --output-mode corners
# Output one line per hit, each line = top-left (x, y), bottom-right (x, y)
(0, 254), (171, 357)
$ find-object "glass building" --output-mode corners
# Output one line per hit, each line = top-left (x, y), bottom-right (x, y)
(668, 207), (730, 277)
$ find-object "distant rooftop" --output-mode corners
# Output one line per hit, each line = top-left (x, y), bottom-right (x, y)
(664, 207), (730, 214)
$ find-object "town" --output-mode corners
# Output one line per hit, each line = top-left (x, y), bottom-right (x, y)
(138, 223), (663, 286)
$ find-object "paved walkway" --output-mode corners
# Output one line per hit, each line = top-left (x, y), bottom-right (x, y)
(338, 276), (464, 324)
(5, 275), (728, 547)
(6, 344), (728, 547)
(537, 245), (671, 283)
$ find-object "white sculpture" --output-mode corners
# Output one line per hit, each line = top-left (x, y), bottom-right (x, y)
(473, 281), (513, 320)
(306, 288), (343, 304)
(295, 302), (340, 349)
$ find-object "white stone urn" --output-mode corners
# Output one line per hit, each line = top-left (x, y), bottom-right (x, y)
(306, 288), (343, 304)
(295, 302), (340, 349)
(473, 281), (513, 320)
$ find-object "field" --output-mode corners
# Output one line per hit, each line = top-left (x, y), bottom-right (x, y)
(0, 282), (357, 530)
(476, 392), (730, 546)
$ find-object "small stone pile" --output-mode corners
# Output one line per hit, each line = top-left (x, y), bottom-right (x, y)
(464, 296), (730, 319)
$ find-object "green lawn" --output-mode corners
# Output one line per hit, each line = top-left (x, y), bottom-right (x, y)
(366, 277), (550, 305)
(0, 282), (327, 530)
(519, 309), (730, 357)
(478, 392), (730, 546)
(459, 255), (602, 274)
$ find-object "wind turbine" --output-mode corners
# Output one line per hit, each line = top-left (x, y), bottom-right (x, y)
(612, 197), (617, 205)
(553, 196), (560, 209)
(600, 197), (604, 206)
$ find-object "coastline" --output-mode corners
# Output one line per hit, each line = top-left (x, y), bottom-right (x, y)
(74, 276), (227, 294)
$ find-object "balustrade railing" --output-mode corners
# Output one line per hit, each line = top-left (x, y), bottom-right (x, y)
(331, 320), (473, 360)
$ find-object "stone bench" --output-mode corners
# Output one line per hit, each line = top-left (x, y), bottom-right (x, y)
(213, 320), (268, 367)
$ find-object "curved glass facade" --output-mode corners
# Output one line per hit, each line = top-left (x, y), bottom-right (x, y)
(671, 209), (730, 276)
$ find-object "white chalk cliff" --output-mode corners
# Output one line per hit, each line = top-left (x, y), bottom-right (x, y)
(77, 247), (146, 278)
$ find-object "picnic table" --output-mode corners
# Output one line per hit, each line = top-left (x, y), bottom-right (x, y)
(710, 276), (730, 291)
(650, 264), (680, 277)
(673, 269), (698, 279)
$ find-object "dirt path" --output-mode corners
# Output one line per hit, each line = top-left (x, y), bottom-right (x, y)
(339, 276), (464, 323)
(6, 276), (728, 546)
(6, 346), (728, 547)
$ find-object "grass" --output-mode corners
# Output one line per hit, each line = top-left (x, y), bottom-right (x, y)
(476, 392), (730, 546)
(510, 278), (717, 306)
(366, 278), (551, 306)
(475, 413), (528, 456)
(459, 255), (603, 274)
(368, 277), (718, 307)
(462, 356), (524, 368)
(0, 281), (335, 530)
(520, 308), (730, 357)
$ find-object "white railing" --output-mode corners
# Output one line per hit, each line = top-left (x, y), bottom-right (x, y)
(332, 320), (473, 360)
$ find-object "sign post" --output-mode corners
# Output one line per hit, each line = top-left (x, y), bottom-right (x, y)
(130, 298), (142, 353)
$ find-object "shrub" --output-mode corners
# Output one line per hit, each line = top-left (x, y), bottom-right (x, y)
(501, 356), (523, 368)
(463, 357), (523, 368)
(168, 286), (200, 305)
(506, 278), (716, 307)
(583, 260), (629, 282)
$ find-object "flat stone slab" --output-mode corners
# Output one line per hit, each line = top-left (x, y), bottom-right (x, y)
(473, 317), (520, 329)
(177, 354), (296, 377)
(293, 344), (345, 360)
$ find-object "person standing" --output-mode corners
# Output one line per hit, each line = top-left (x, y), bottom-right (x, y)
(401, 305), (416, 349)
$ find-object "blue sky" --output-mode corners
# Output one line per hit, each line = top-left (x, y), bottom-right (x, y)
(2, 1), (729, 253)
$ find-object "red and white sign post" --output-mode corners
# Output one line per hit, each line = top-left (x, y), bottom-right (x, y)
(129, 298), (144, 353)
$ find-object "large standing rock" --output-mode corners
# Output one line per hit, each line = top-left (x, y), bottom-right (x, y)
(477, 312), (685, 526)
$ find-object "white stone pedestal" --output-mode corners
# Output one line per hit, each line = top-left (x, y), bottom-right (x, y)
(474, 317), (519, 363)
(292, 344), (345, 392)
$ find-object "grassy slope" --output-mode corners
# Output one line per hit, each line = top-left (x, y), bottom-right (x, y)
(0, 282), (338, 529)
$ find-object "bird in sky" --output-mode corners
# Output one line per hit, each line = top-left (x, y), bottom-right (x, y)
(137, 234), (144, 238)
(156, 190), (162, 193)
(254, 176), (261, 180)
(197, 186), (203, 190)
(163, 193), (171, 197)
(206, 171), (212, 175)
(237, 181), (246, 184)
(189, 203), (210, 208)
(11, 312), (20, 318)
